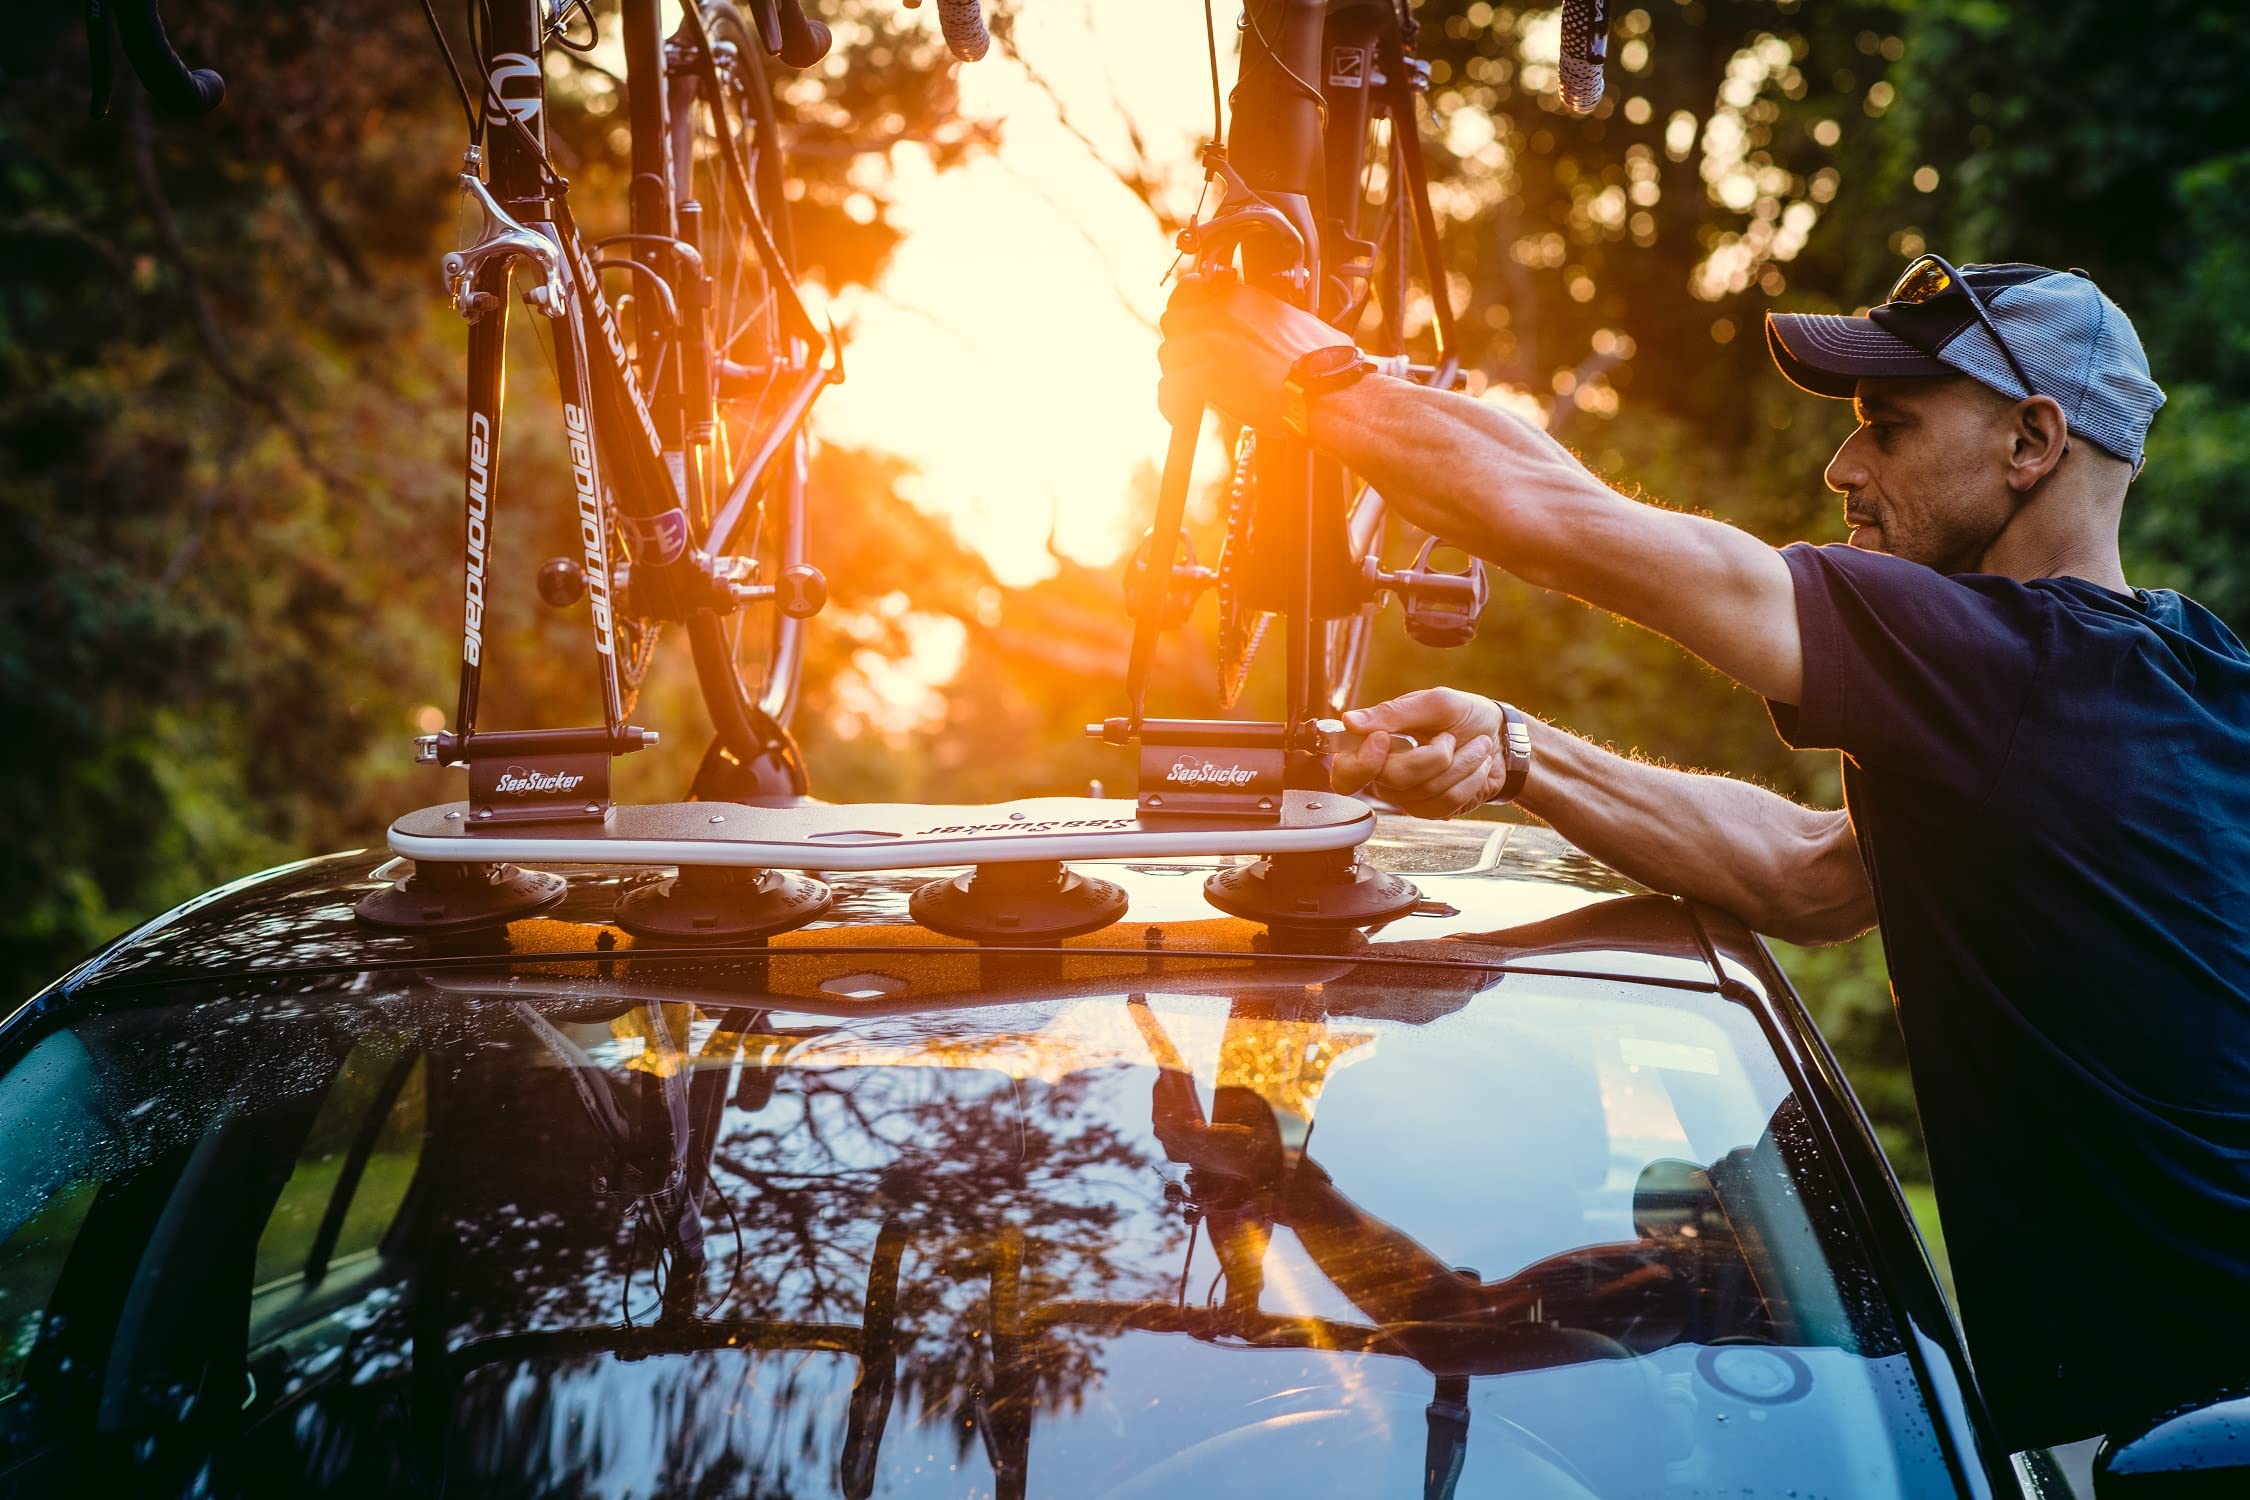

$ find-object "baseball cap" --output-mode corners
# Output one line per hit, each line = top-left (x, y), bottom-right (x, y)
(1766, 260), (2167, 468)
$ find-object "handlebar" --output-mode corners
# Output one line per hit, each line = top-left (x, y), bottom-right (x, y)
(106, 0), (226, 116)
(1558, 0), (1609, 115)
(754, 0), (834, 69)
(935, 0), (990, 62)
(920, 0), (1603, 114)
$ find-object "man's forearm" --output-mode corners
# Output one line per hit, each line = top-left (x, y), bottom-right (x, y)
(1514, 716), (1874, 946)
(1309, 376), (1595, 580)
(1309, 376), (1804, 704)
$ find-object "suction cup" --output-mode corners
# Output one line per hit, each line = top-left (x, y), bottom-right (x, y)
(614, 865), (832, 941)
(1203, 848), (1421, 937)
(910, 861), (1129, 944)
(355, 860), (567, 933)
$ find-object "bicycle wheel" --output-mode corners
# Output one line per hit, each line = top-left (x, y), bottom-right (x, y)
(667, 2), (817, 799)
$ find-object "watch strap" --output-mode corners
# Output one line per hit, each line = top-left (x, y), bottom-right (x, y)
(1283, 346), (1374, 436)
(1488, 699), (1533, 805)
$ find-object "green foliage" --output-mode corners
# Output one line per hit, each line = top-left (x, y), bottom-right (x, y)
(0, 2), (968, 989)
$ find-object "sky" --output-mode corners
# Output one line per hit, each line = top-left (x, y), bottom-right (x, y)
(809, 0), (1225, 588)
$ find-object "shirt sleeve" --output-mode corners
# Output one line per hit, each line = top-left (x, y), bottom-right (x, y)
(1766, 543), (2047, 794)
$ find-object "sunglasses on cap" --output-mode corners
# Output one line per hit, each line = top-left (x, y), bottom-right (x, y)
(1886, 254), (2045, 405)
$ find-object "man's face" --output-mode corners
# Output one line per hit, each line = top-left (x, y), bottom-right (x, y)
(1823, 376), (2019, 572)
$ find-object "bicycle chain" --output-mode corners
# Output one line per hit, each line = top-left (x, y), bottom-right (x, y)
(614, 613), (661, 718)
(1215, 427), (1273, 709)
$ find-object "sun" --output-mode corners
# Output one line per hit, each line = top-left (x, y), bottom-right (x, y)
(813, 1), (1226, 588)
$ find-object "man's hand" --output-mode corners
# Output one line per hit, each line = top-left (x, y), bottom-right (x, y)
(1333, 688), (1508, 819)
(1157, 277), (1351, 431)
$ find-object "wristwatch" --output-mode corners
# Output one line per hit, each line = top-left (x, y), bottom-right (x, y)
(1488, 699), (1534, 805)
(1282, 344), (1376, 437)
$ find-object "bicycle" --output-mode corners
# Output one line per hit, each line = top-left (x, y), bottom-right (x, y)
(932, 0), (1611, 930)
(408, 0), (845, 825)
(944, 0), (1609, 787)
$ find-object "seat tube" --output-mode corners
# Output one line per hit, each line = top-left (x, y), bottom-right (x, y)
(1229, 0), (1326, 289)
(621, 0), (681, 447)
(1231, 1), (1361, 737)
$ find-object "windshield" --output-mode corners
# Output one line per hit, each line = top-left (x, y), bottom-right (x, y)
(0, 959), (1957, 1497)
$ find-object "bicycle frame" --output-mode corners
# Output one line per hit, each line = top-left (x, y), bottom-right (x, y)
(1127, 0), (1463, 748)
(427, 0), (832, 817)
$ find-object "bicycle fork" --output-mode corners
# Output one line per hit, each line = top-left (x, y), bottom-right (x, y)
(422, 166), (657, 827)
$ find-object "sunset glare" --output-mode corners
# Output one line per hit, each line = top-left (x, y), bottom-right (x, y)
(812, 2), (1222, 587)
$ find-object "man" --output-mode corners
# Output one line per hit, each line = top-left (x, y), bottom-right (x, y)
(1157, 259), (2250, 1451)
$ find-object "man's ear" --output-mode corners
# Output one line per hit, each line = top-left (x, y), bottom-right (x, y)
(2005, 394), (2071, 492)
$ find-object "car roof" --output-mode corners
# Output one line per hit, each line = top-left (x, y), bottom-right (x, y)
(1, 813), (2011, 1492)
(27, 814), (1789, 1019)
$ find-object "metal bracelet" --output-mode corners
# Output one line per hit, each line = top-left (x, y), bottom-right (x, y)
(1488, 699), (1534, 805)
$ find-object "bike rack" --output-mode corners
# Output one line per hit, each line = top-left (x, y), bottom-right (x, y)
(358, 788), (1395, 940)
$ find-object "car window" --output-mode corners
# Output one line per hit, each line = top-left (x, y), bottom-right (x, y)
(0, 965), (1963, 1497)
(0, 1031), (116, 1402)
(249, 1033), (426, 1347)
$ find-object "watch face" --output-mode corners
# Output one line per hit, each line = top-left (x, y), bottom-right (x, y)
(1299, 344), (1363, 382)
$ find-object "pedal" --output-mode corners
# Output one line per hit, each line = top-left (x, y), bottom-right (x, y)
(719, 559), (827, 619)
(1122, 530), (1213, 631)
(1364, 538), (1488, 648)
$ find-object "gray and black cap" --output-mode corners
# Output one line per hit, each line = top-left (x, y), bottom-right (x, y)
(1766, 263), (2167, 468)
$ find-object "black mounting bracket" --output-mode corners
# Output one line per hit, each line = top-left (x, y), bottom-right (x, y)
(1087, 716), (1345, 821)
(418, 723), (659, 829)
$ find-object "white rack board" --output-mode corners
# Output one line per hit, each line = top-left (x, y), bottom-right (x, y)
(388, 792), (1373, 873)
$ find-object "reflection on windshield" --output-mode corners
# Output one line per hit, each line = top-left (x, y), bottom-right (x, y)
(0, 963), (1954, 1498)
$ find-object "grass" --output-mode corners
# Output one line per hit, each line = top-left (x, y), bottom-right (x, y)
(1900, 1179), (1955, 1303)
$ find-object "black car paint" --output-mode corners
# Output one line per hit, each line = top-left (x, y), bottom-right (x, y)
(0, 817), (2022, 1496)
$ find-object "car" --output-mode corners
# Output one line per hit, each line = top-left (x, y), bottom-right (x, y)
(0, 810), (2236, 1497)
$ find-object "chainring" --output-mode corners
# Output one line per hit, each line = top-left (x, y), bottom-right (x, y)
(1215, 428), (1274, 709)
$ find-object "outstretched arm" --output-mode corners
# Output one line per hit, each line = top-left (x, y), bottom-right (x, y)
(1332, 689), (1874, 946)
(1159, 283), (1805, 703)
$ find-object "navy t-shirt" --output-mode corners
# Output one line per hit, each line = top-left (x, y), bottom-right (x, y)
(1767, 542), (2250, 1450)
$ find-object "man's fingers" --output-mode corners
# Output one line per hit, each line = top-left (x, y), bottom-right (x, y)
(1376, 731), (1457, 789)
(1331, 731), (1387, 794)
(1344, 688), (1456, 738)
(1423, 740), (1495, 815)
(1387, 734), (1491, 809)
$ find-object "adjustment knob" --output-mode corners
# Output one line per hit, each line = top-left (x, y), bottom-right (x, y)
(776, 563), (827, 619)
(537, 557), (586, 607)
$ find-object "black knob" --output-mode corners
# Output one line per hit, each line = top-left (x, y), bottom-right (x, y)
(538, 557), (586, 607)
(777, 563), (827, 619)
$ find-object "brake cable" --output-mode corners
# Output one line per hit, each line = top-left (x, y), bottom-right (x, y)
(418, 0), (479, 141)
(1201, 0), (1224, 144)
